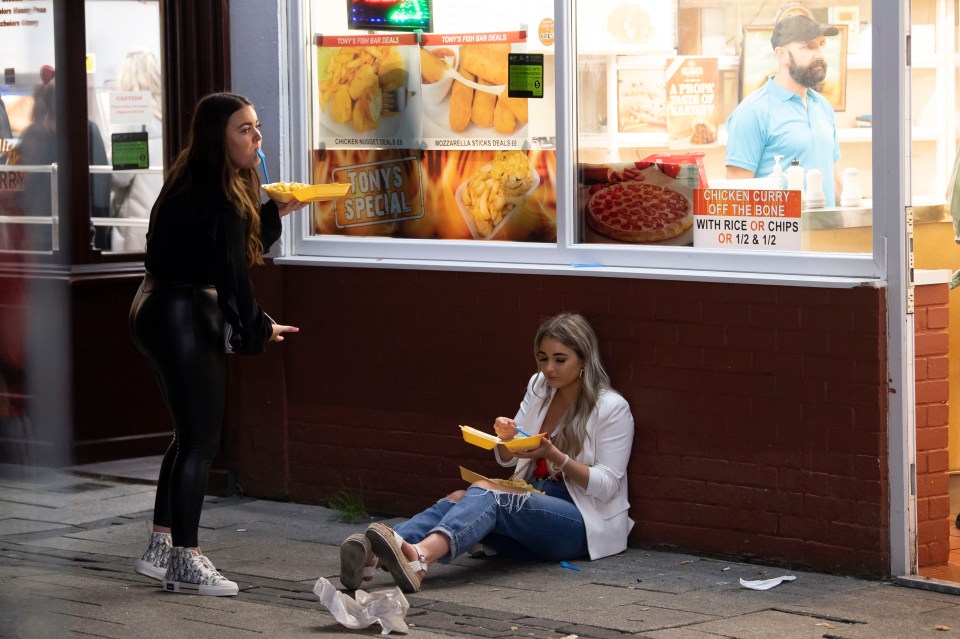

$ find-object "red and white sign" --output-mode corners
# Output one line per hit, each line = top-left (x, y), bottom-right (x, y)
(693, 189), (802, 251)
(109, 91), (151, 125)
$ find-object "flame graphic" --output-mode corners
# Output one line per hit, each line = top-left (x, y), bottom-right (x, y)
(311, 148), (556, 241)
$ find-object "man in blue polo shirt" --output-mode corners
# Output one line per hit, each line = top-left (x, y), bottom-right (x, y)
(726, 15), (841, 207)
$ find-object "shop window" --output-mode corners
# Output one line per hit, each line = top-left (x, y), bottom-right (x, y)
(285, 1), (915, 282)
(0, 4), (58, 252)
(0, 0), (163, 256)
(85, 0), (164, 254)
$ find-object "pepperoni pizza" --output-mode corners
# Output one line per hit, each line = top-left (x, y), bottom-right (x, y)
(586, 181), (693, 243)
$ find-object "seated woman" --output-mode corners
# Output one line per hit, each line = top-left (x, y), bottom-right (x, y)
(339, 312), (635, 593)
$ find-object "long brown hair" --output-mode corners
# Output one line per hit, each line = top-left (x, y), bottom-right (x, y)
(153, 92), (264, 264)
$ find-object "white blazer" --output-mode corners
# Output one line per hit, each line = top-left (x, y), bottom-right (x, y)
(495, 373), (635, 560)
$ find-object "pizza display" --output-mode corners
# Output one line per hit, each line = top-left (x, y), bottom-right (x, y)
(586, 181), (693, 243)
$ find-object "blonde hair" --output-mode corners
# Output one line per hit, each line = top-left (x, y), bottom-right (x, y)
(531, 313), (611, 466)
(116, 50), (162, 120)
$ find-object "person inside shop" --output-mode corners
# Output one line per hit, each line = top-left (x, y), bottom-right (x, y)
(338, 312), (635, 593)
(725, 13), (842, 207)
(110, 49), (164, 252)
(130, 92), (307, 596)
(15, 69), (111, 250)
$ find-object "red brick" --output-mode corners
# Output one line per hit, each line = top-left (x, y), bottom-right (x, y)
(916, 379), (950, 404)
(682, 502), (778, 534)
(632, 319), (680, 345)
(680, 457), (729, 482)
(630, 452), (682, 477)
(926, 306), (949, 329)
(804, 494), (857, 521)
(915, 497), (929, 521)
(926, 539), (950, 565)
(830, 521), (882, 551)
(928, 495), (951, 520)
(753, 535), (808, 565)
(701, 347), (753, 373)
(749, 303), (801, 329)
(655, 298), (702, 323)
(919, 472), (950, 494)
(678, 322), (726, 347)
(918, 518), (949, 545)
(925, 356), (949, 380)
(779, 330), (831, 355)
(828, 428), (880, 456)
(927, 403), (949, 426)
(926, 449), (950, 473)
(916, 426), (949, 452)
(914, 283), (948, 306)
(728, 461), (780, 489)
(826, 381), (884, 408)
(784, 287), (831, 306)
(803, 541), (858, 572)
(702, 300), (752, 326)
(800, 307), (855, 332)
(780, 514), (829, 541)
(915, 332), (949, 357)
(828, 333), (882, 359)
(632, 498), (684, 524)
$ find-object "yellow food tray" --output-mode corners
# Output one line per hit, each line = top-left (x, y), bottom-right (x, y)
(459, 425), (543, 452)
(262, 182), (351, 203)
(458, 466), (544, 494)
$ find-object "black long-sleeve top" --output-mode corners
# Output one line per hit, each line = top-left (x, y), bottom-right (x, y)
(144, 185), (282, 355)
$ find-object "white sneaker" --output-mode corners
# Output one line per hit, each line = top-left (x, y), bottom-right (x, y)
(163, 546), (239, 596)
(134, 524), (171, 581)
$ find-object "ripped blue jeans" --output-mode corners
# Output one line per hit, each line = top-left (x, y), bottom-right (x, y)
(393, 479), (588, 563)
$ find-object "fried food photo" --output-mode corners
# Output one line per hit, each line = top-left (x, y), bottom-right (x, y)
(460, 150), (537, 237)
(319, 46), (407, 133)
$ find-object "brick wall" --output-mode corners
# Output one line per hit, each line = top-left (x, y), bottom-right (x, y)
(233, 265), (892, 577)
(914, 282), (951, 567)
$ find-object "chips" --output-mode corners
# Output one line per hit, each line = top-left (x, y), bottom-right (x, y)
(461, 151), (537, 237)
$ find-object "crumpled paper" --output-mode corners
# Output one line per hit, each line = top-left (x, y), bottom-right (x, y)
(313, 577), (410, 635)
(739, 575), (796, 591)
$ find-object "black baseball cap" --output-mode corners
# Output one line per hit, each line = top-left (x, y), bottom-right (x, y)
(771, 15), (839, 48)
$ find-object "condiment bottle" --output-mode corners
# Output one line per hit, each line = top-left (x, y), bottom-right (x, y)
(805, 169), (826, 208)
(786, 159), (804, 196)
(767, 154), (785, 189)
(840, 167), (862, 207)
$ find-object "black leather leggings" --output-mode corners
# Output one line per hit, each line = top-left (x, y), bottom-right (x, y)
(130, 275), (226, 548)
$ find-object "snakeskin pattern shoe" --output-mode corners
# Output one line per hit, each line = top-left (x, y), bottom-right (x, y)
(162, 547), (239, 596)
(133, 525), (171, 581)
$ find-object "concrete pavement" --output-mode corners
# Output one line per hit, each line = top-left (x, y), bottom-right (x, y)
(0, 460), (958, 638)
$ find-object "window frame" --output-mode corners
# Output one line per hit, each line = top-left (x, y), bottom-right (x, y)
(281, 0), (900, 287)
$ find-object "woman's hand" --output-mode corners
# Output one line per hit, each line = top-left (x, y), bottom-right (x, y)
(277, 198), (310, 217)
(511, 435), (558, 461)
(493, 417), (520, 441)
(270, 323), (299, 342)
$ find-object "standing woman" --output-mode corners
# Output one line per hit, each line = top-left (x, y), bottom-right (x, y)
(130, 93), (305, 596)
(340, 312), (634, 593)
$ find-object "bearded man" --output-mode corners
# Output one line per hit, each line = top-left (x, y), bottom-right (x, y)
(725, 15), (842, 207)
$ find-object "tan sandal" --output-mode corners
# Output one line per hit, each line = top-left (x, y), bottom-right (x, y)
(339, 533), (376, 590)
(365, 522), (427, 593)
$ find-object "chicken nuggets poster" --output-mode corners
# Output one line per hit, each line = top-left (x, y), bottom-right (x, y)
(310, 148), (556, 241)
(315, 34), (423, 148)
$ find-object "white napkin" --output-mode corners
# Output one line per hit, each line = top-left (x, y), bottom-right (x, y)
(739, 575), (796, 590)
(313, 577), (410, 635)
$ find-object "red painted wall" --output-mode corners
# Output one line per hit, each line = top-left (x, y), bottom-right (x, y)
(914, 282), (951, 567)
(231, 264), (892, 577)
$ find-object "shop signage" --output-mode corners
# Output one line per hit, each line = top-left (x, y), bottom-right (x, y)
(665, 56), (718, 149)
(331, 156), (424, 228)
(507, 53), (543, 99)
(109, 91), (152, 125)
(693, 189), (801, 251)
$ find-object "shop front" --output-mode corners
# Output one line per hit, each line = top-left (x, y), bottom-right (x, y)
(1, 0), (955, 583)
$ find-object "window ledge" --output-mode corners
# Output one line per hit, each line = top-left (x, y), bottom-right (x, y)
(274, 255), (885, 289)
